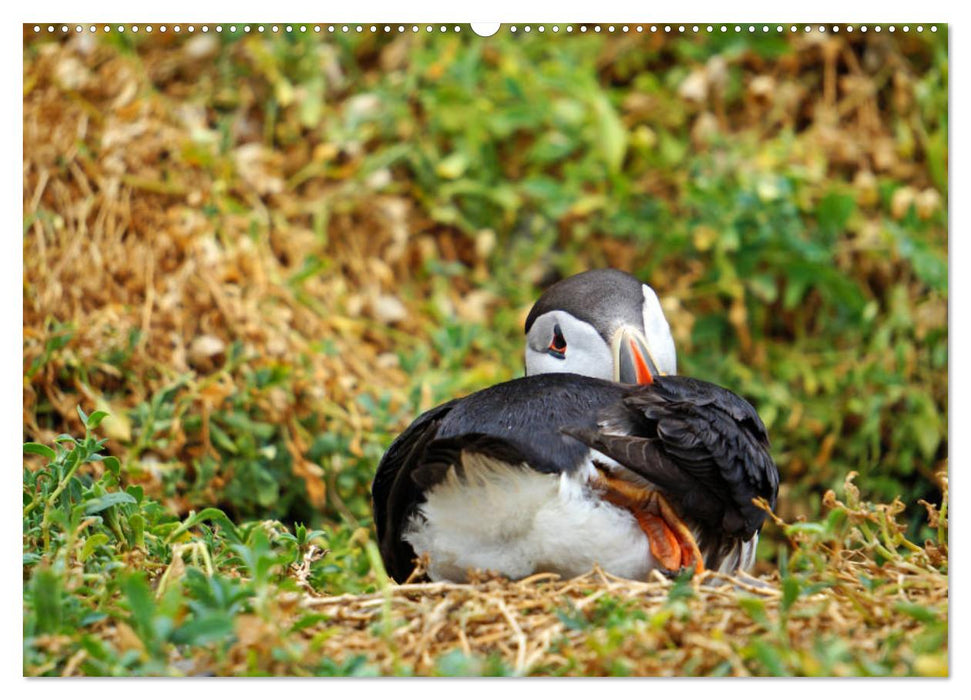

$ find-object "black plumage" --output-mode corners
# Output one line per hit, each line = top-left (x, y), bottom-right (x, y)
(563, 376), (778, 568)
(372, 372), (779, 582)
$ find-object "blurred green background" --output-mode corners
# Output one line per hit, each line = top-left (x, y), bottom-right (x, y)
(24, 24), (947, 576)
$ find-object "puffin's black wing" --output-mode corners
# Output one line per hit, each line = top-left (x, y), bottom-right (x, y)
(371, 399), (574, 582)
(371, 400), (457, 581)
(565, 375), (779, 540)
(408, 433), (536, 490)
(372, 374), (627, 581)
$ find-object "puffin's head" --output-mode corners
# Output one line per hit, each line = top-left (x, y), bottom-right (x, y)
(524, 268), (677, 384)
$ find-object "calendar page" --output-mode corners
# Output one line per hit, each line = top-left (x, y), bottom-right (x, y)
(23, 18), (948, 679)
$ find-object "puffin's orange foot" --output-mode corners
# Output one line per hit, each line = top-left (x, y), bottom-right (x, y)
(593, 473), (704, 576)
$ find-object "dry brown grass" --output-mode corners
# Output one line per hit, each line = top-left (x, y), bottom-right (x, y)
(23, 32), (483, 517)
(125, 532), (946, 677)
(287, 474), (946, 676)
(291, 563), (945, 676)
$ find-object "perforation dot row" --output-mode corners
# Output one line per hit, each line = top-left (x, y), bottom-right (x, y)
(32, 24), (462, 34)
(31, 24), (939, 35)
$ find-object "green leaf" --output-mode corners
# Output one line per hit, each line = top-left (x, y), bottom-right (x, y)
(781, 576), (801, 613)
(435, 152), (468, 180)
(824, 508), (848, 535)
(120, 572), (156, 643)
(747, 274), (778, 303)
(659, 129), (688, 166)
(29, 565), (63, 634)
(297, 77), (324, 129)
(911, 396), (943, 460)
(815, 191), (856, 243)
(435, 649), (485, 677)
(208, 422), (238, 455)
(289, 613), (331, 633)
(23, 442), (56, 461)
(751, 638), (788, 676)
(591, 94), (627, 175)
(80, 533), (110, 562)
(77, 405), (89, 426)
(925, 129), (947, 193)
(86, 410), (110, 430)
(63, 446), (82, 472)
(129, 513), (146, 548)
(80, 612), (109, 628)
(785, 522), (827, 537)
(171, 613), (235, 646)
(103, 456), (121, 479)
(168, 507), (242, 544)
(738, 597), (770, 627)
(667, 568), (696, 602)
(555, 605), (589, 631)
(894, 601), (941, 624)
(782, 271), (811, 310)
(84, 491), (137, 514)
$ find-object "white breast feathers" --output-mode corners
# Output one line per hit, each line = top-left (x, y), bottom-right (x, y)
(403, 454), (654, 582)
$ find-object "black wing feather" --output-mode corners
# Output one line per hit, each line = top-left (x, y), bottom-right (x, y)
(371, 400), (457, 582)
(372, 400), (542, 582)
(412, 433), (533, 490)
(567, 376), (779, 540)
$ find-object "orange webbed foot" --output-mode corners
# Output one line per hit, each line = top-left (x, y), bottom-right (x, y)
(593, 472), (705, 576)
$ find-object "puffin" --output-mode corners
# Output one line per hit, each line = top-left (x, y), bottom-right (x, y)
(371, 269), (779, 584)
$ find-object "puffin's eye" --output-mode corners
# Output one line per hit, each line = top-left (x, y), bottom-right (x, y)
(548, 324), (567, 359)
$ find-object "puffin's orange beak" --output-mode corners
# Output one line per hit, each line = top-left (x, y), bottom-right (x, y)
(612, 326), (661, 385)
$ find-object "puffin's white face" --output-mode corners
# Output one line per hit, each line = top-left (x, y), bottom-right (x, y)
(525, 311), (614, 380)
(524, 283), (677, 383)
